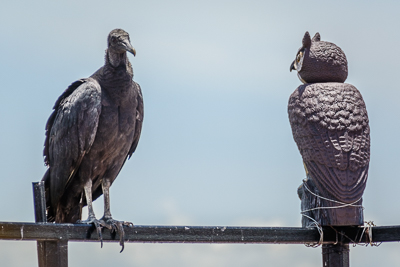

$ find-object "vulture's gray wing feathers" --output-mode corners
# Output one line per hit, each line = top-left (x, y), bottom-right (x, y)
(128, 82), (144, 158)
(43, 78), (101, 220)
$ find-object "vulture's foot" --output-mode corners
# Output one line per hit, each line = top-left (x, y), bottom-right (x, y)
(77, 217), (104, 248)
(99, 216), (133, 252)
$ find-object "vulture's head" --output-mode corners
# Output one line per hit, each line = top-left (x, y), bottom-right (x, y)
(107, 29), (136, 56)
(290, 31), (348, 83)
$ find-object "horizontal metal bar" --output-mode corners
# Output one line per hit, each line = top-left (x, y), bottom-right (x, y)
(0, 222), (399, 244)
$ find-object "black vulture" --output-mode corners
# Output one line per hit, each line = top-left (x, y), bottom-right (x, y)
(42, 29), (143, 251)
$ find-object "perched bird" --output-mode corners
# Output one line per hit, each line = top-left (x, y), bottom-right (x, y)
(288, 32), (370, 226)
(42, 29), (143, 249)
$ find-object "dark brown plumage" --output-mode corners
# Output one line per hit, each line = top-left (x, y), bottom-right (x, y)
(288, 83), (370, 202)
(289, 32), (370, 226)
(42, 29), (143, 249)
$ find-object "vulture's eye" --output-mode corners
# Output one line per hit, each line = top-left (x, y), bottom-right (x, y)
(111, 36), (117, 43)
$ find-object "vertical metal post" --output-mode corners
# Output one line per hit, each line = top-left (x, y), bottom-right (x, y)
(322, 243), (349, 267)
(33, 182), (46, 222)
(33, 181), (68, 267)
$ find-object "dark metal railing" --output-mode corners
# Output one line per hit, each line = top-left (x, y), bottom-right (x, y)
(0, 182), (398, 267)
(1, 221), (399, 244)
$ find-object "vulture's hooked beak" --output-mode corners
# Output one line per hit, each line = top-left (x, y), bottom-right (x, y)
(124, 40), (136, 56)
(290, 60), (296, 72)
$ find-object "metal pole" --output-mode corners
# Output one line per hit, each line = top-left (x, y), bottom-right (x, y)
(33, 181), (68, 267)
(33, 182), (46, 223)
(322, 243), (349, 267)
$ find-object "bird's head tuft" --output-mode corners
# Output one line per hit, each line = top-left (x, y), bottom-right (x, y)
(290, 31), (348, 84)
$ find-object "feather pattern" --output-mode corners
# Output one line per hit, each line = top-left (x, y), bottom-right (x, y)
(288, 83), (370, 203)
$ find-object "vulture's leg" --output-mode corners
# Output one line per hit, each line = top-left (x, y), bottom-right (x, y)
(77, 180), (103, 247)
(99, 178), (132, 253)
(101, 179), (113, 221)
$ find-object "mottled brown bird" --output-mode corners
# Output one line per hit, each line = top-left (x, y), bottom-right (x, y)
(289, 32), (370, 226)
(42, 29), (143, 250)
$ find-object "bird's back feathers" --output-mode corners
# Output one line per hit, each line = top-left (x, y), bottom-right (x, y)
(288, 83), (370, 202)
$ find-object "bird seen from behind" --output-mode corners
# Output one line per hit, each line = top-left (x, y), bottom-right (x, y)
(288, 32), (370, 226)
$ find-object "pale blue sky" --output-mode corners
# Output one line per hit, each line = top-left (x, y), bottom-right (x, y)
(1, 1), (400, 266)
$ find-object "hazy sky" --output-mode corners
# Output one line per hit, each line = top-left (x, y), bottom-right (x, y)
(1, 1), (400, 266)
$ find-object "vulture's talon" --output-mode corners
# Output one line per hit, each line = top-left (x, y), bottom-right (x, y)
(123, 221), (134, 227)
(77, 218), (104, 248)
(99, 217), (128, 252)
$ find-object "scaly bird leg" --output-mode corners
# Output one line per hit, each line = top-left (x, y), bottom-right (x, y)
(99, 179), (133, 253)
(76, 180), (103, 247)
